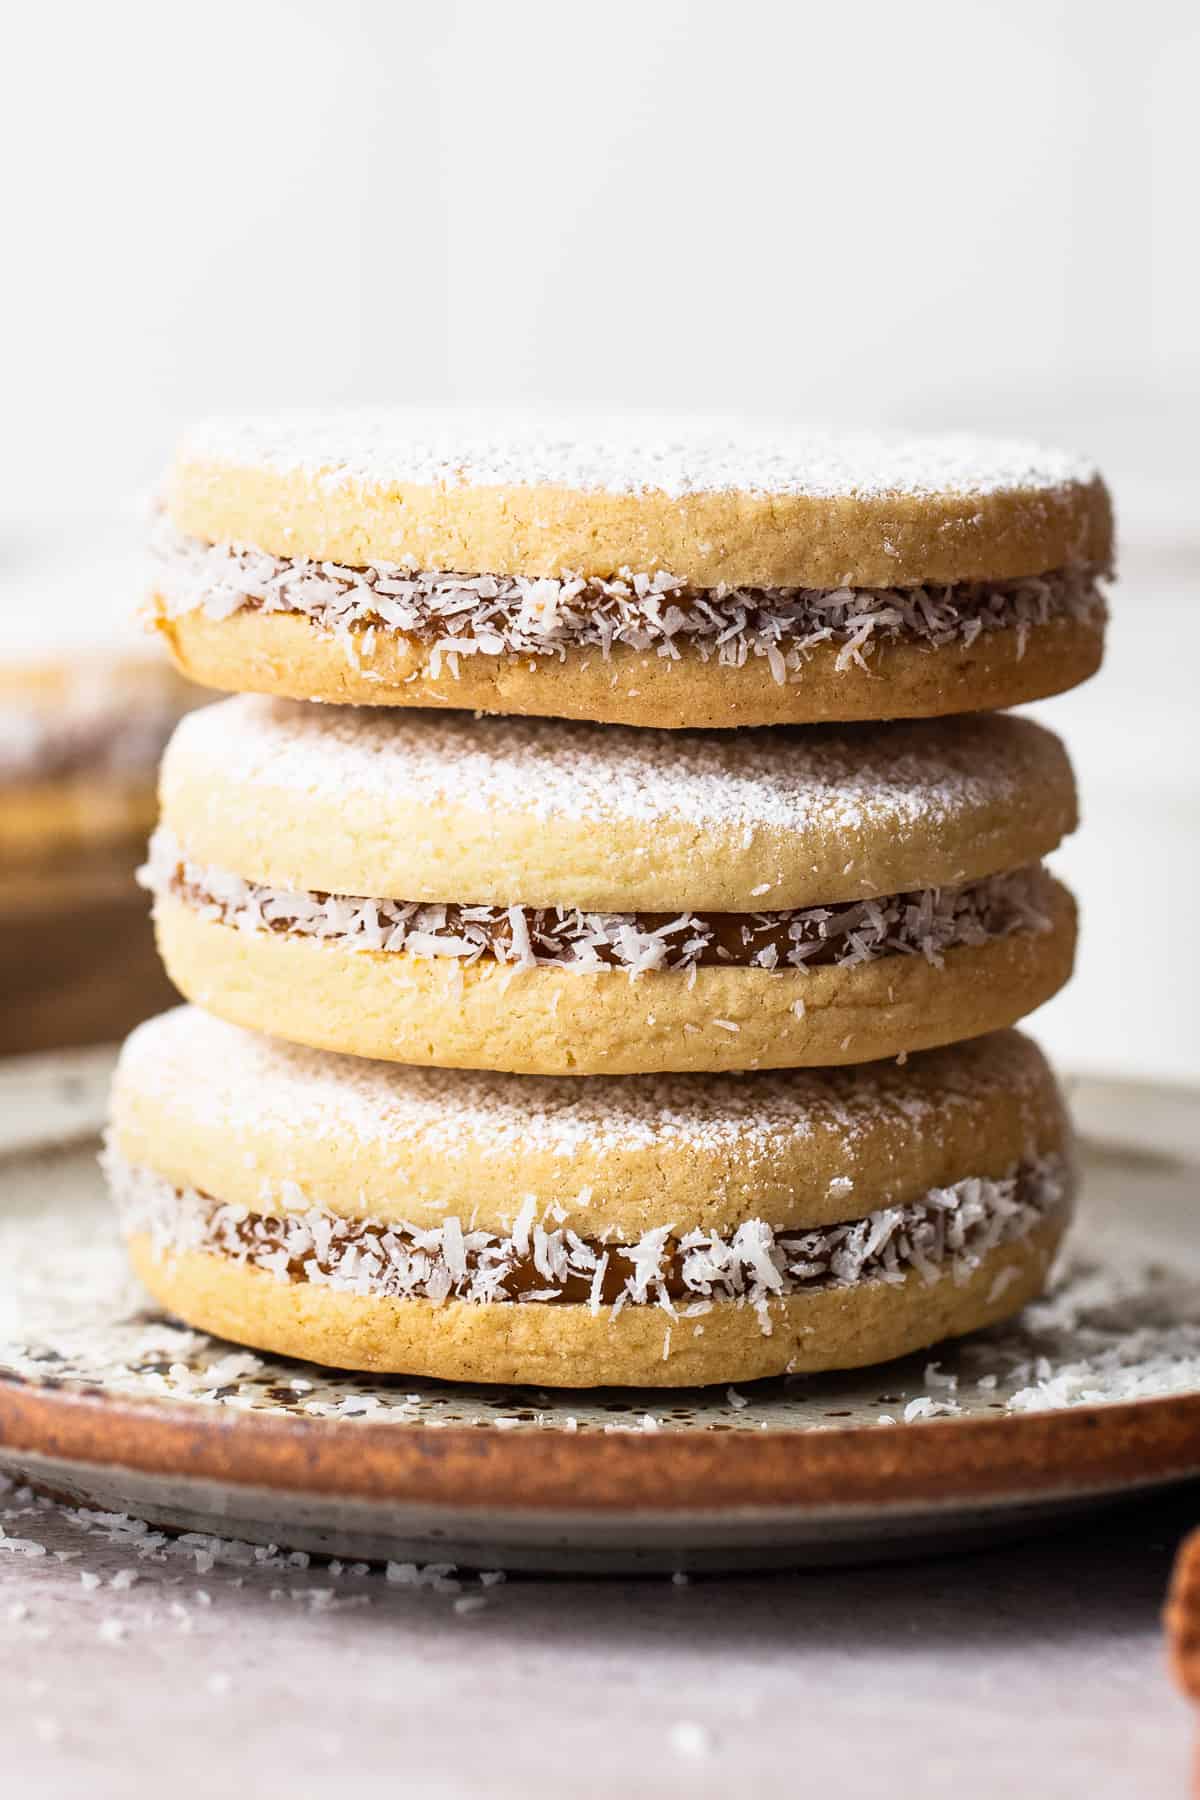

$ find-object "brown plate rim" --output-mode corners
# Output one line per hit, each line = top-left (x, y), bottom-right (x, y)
(2, 1379), (1200, 1515)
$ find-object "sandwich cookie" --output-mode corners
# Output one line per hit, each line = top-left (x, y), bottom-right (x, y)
(153, 412), (1110, 729)
(3, 653), (194, 903)
(144, 695), (1078, 1075)
(1, 541), (196, 1053)
(107, 1007), (1075, 1387)
(2, 537), (198, 907)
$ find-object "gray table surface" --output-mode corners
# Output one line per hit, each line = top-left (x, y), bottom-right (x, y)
(2, 1471), (1196, 1800)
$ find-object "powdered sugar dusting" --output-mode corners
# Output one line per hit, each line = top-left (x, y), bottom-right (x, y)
(164, 693), (1068, 841)
(114, 1007), (1059, 1169)
(177, 411), (1100, 502)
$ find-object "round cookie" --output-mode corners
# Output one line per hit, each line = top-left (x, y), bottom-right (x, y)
(1, 655), (190, 894)
(107, 1007), (1075, 1388)
(1, 535), (199, 897)
(0, 649), (192, 1049)
(143, 696), (1078, 1075)
(153, 412), (1110, 728)
(1, 542), (199, 1051)
(1, 654), (193, 1049)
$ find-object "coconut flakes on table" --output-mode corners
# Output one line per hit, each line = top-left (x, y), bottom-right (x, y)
(384, 1560), (460, 1593)
(670, 1721), (713, 1760)
(902, 1396), (962, 1422)
(453, 1594), (489, 1616)
(1006, 1325), (1200, 1411)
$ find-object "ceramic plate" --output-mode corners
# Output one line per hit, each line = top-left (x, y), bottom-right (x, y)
(1, 1061), (1198, 1572)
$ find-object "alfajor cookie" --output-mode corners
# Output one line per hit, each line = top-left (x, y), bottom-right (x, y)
(152, 412), (1110, 729)
(142, 695), (1078, 1076)
(107, 1007), (1074, 1388)
(2, 537), (199, 907)
(1, 545), (197, 1052)
(2, 652), (195, 904)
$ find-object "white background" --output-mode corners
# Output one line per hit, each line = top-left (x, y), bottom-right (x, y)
(3, 0), (1197, 1078)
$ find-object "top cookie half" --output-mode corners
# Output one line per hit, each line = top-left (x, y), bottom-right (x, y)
(153, 412), (1111, 729)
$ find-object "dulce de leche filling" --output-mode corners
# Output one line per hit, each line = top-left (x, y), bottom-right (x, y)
(152, 517), (1108, 683)
(142, 829), (1056, 975)
(107, 1146), (1070, 1317)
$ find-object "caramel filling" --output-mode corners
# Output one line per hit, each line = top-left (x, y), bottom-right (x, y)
(142, 831), (1055, 976)
(152, 518), (1107, 683)
(107, 1147), (1070, 1315)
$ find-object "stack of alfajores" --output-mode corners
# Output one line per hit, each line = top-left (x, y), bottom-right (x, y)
(104, 416), (1110, 1386)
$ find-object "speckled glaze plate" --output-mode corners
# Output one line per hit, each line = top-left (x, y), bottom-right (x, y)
(0, 1057), (1198, 1572)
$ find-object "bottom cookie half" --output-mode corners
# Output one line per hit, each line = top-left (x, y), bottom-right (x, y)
(152, 882), (1076, 1075)
(123, 1218), (1064, 1389)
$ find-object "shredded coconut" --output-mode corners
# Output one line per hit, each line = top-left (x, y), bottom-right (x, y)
(670, 1722), (713, 1759)
(902, 1396), (962, 1422)
(141, 829), (1055, 976)
(105, 1144), (1069, 1319)
(151, 518), (1105, 684)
